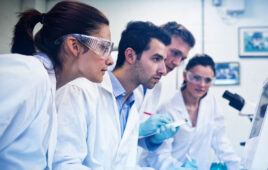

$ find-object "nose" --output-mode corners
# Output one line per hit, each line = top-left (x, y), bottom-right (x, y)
(105, 55), (114, 66)
(172, 57), (182, 67)
(158, 61), (167, 75)
(199, 79), (207, 87)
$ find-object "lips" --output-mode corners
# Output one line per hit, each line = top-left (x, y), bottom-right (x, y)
(195, 88), (205, 93)
(153, 76), (161, 83)
(101, 68), (108, 72)
(101, 68), (108, 75)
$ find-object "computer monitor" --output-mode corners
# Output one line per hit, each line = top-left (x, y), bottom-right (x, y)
(242, 78), (268, 169)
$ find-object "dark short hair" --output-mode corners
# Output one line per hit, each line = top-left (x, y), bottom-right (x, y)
(185, 54), (215, 75)
(114, 21), (171, 69)
(161, 21), (195, 48)
(181, 54), (215, 93)
(11, 0), (109, 70)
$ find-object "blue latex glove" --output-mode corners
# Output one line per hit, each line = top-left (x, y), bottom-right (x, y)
(168, 159), (197, 170)
(139, 114), (172, 137)
(150, 124), (180, 144)
(182, 159), (197, 169)
(210, 162), (227, 170)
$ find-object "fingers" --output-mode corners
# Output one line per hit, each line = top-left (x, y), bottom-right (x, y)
(153, 114), (172, 124)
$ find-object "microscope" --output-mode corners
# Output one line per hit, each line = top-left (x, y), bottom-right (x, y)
(222, 90), (256, 121)
(222, 90), (257, 146)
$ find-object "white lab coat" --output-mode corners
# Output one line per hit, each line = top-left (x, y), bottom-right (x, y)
(145, 90), (242, 170)
(135, 82), (165, 122)
(134, 82), (175, 168)
(0, 53), (56, 170)
(53, 73), (151, 170)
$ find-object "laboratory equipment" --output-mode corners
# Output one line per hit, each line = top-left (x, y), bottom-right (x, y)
(242, 78), (268, 170)
(222, 90), (256, 120)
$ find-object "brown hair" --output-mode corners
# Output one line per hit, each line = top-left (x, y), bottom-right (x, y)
(11, 0), (109, 70)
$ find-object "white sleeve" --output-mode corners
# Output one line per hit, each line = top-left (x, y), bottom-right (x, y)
(211, 98), (243, 170)
(149, 139), (182, 170)
(0, 55), (53, 169)
(53, 84), (91, 170)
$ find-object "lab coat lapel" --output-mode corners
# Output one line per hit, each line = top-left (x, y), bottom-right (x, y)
(120, 103), (139, 143)
(115, 103), (139, 167)
(99, 73), (122, 138)
(195, 93), (210, 129)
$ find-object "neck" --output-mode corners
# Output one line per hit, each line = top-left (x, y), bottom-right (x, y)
(55, 66), (78, 89)
(181, 89), (200, 127)
(181, 89), (200, 106)
(112, 67), (138, 97)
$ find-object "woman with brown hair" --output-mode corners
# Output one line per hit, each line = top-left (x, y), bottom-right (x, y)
(0, 1), (113, 169)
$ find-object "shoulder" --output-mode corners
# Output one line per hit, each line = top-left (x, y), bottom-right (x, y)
(57, 77), (99, 101)
(1, 54), (48, 78)
(202, 91), (217, 105)
(0, 54), (50, 93)
(157, 90), (184, 113)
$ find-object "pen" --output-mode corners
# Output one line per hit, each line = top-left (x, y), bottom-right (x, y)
(144, 112), (152, 116)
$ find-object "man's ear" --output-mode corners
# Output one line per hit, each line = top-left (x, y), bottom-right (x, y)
(124, 47), (137, 64)
(65, 36), (81, 57)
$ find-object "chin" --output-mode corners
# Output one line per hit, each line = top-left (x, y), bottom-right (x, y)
(90, 76), (103, 83)
(143, 83), (154, 89)
(96, 77), (103, 83)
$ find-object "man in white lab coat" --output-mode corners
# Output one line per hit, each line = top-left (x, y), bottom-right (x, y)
(53, 21), (172, 170)
(136, 21), (196, 167)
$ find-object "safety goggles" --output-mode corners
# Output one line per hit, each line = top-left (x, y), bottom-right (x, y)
(55, 33), (114, 59)
(186, 71), (214, 85)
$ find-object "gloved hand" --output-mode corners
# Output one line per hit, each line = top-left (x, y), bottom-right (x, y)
(150, 124), (179, 144)
(168, 159), (197, 170)
(210, 162), (227, 170)
(139, 114), (172, 137)
(182, 159), (197, 169)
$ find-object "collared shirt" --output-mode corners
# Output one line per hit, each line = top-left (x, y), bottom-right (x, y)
(143, 85), (147, 95)
(109, 71), (135, 137)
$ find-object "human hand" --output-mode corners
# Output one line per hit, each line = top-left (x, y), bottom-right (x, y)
(182, 159), (197, 169)
(150, 124), (180, 144)
(139, 114), (172, 137)
(210, 162), (227, 170)
(168, 159), (197, 170)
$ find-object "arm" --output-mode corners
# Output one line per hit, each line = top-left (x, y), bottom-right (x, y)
(53, 83), (92, 170)
(147, 138), (183, 170)
(0, 55), (53, 169)
(211, 97), (243, 170)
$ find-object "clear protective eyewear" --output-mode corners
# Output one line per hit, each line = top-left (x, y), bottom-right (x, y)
(55, 33), (114, 59)
(186, 71), (214, 85)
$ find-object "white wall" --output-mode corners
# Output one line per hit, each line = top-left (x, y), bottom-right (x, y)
(0, 0), (21, 53)
(1, 0), (268, 165)
(204, 0), (268, 161)
(0, 0), (46, 54)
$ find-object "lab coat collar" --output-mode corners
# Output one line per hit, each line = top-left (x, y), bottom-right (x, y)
(99, 72), (114, 94)
(108, 71), (126, 98)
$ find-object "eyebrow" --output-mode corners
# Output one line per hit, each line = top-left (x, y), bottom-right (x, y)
(170, 49), (182, 54)
(152, 53), (164, 59)
(170, 49), (186, 58)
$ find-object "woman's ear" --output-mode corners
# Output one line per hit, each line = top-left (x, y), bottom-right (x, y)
(124, 47), (137, 64)
(65, 36), (81, 57)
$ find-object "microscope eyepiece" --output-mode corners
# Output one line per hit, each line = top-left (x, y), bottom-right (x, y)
(222, 90), (245, 111)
